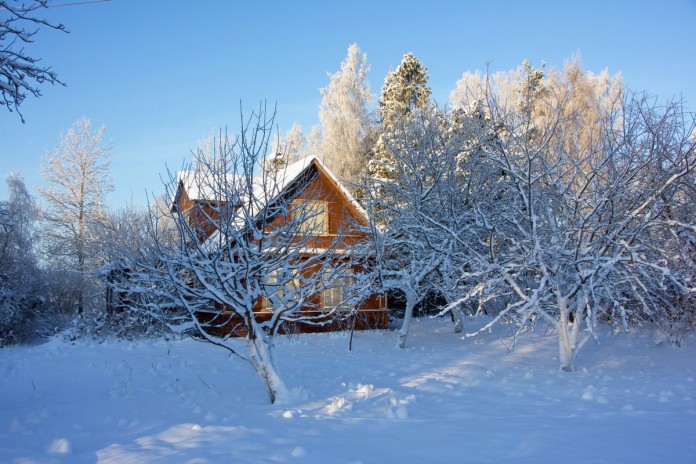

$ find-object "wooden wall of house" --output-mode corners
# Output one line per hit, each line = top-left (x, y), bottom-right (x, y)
(176, 185), (221, 240)
(186, 160), (388, 338)
(198, 302), (388, 338)
(266, 165), (367, 249)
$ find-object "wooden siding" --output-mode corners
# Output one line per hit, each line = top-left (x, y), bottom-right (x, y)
(198, 303), (388, 338)
(175, 158), (386, 336)
(175, 183), (222, 241)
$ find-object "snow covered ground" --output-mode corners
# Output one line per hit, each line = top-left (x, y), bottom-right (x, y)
(1, 318), (694, 463)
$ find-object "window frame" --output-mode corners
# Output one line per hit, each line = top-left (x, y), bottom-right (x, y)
(293, 199), (329, 235)
(263, 268), (301, 311)
(323, 268), (354, 311)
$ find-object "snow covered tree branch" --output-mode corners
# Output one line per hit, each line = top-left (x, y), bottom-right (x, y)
(449, 61), (695, 370)
(123, 105), (359, 403)
(39, 117), (113, 316)
(0, 0), (67, 122)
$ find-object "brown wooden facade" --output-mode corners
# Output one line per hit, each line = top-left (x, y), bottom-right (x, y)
(175, 157), (388, 336)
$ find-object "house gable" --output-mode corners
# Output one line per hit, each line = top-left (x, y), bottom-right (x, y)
(171, 155), (387, 336)
(264, 158), (368, 249)
(174, 156), (368, 244)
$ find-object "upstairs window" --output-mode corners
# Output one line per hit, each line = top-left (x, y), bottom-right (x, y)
(294, 200), (328, 235)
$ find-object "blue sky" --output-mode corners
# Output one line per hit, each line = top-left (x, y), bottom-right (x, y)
(1, 0), (695, 208)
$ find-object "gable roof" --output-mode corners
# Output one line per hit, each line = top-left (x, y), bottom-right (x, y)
(175, 155), (368, 247)
(175, 170), (217, 203)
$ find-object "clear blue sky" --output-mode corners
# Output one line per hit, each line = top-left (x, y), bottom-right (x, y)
(1, 0), (694, 208)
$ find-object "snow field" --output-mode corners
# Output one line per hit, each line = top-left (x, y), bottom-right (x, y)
(0, 318), (694, 463)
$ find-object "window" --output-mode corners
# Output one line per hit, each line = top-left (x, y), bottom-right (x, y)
(264, 268), (301, 311)
(323, 269), (354, 311)
(294, 200), (328, 235)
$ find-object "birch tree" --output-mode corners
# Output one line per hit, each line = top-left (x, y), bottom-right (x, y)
(125, 106), (356, 403)
(39, 117), (113, 315)
(318, 43), (373, 183)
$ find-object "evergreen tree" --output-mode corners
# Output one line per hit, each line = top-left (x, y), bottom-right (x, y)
(370, 53), (432, 183)
(379, 53), (432, 129)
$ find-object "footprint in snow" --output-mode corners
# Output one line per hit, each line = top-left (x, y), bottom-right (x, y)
(581, 386), (595, 401)
(291, 446), (306, 457)
(658, 390), (674, 403)
(657, 391), (674, 403)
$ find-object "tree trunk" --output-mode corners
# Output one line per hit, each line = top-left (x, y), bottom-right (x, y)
(77, 184), (86, 315)
(558, 333), (574, 372)
(451, 307), (463, 333)
(557, 296), (575, 372)
(398, 294), (417, 349)
(247, 322), (290, 404)
(557, 293), (589, 372)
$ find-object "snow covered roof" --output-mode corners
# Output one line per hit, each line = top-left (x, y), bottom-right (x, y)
(179, 155), (368, 248)
(175, 155), (367, 222)
(174, 169), (220, 205)
(308, 156), (369, 223)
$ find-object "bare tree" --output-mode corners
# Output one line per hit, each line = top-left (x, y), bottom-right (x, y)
(39, 116), (113, 315)
(359, 106), (475, 347)
(126, 106), (356, 403)
(0, 0), (67, 122)
(270, 123), (309, 164)
(447, 74), (696, 371)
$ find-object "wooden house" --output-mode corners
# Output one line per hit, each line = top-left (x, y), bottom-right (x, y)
(173, 155), (388, 336)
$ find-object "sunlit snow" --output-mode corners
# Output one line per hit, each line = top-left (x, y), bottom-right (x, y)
(1, 318), (694, 463)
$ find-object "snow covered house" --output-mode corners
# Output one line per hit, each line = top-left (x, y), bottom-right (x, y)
(172, 155), (387, 336)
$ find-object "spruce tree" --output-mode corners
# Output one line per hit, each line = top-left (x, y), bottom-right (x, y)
(370, 53), (432, 183)
(379, 53), (432, 129)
